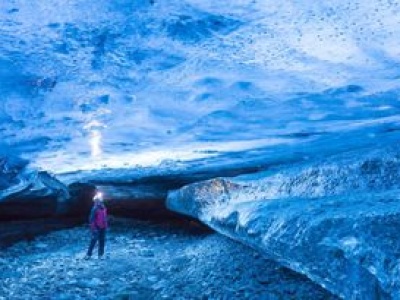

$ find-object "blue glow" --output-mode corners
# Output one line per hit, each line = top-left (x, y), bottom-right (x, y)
(1, 1), (400, 298)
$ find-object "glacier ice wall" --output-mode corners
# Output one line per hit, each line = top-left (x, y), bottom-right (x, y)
(167, 145), (400, 299)
(0, 145), (76, 219)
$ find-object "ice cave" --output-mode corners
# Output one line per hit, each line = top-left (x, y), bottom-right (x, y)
(1, 0), (400, 299)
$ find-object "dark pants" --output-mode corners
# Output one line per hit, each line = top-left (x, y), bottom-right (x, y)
(87, 229), (106, 257)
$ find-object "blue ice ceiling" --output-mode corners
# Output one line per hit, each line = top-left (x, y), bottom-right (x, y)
(1, 0), (400, 175)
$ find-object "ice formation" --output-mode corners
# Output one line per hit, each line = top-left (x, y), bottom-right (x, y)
(1, 1), (400, 298)
(1, 0), (400, 177)
(167, 145), (400, 299)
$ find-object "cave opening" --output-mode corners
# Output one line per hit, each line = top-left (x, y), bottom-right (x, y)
(0, 180), (212, 250)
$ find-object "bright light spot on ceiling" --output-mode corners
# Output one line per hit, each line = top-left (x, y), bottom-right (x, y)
(90, 130), (102, 157)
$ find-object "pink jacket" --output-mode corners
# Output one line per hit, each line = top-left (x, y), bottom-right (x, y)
(89, 204), (108, 230)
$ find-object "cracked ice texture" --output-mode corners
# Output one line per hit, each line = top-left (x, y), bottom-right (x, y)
(167, 146), (400, 299)
(0, 146), (72, 219)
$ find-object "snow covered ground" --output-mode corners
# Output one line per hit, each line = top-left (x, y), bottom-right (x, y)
(0, 218), (337, 300)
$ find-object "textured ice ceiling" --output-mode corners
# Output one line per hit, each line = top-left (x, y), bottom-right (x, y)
(1, 0), (400, 177)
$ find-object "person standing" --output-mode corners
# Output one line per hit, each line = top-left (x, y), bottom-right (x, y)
(85, 192), (108, 259)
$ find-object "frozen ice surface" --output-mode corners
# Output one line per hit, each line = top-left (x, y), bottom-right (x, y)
(167, 145), (400, 299)
(1, 0), (400, 177)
